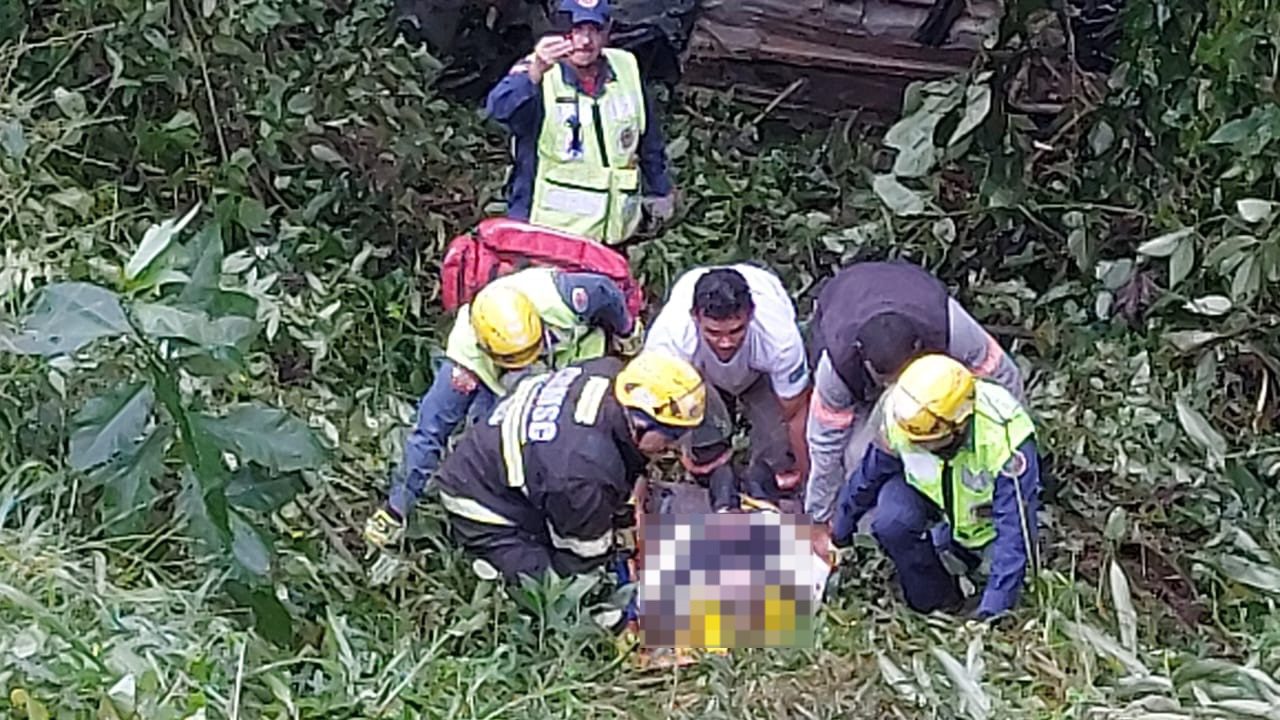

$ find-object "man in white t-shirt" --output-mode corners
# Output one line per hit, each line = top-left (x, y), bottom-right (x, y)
(644, 264), (811, 511)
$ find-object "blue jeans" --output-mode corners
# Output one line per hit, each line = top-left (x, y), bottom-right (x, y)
(386, 359), (496, 518)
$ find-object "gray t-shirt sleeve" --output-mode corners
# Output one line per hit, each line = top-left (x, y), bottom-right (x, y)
(947, 298), (1025, 401)
(804, 351), (858, 522)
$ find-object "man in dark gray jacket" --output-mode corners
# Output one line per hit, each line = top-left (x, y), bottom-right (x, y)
(804, 261), (1025, 527)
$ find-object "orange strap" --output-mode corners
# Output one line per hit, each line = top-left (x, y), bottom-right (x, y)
(812, 393), (855, 429)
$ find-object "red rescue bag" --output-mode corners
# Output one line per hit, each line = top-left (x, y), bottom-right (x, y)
(440, 218), (645, 319)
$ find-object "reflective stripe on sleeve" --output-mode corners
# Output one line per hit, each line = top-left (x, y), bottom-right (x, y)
(548, 524), (612, 558)
(440, 492), (516, 526)
(971, 334), (1007, 377)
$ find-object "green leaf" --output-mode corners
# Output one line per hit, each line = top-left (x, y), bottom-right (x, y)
(1175, 396), (1227, 462)
(1214, 554), (1280, 593)
(1169, 238), (1195, 288)
(1089, 120), (1115, 156)
(946, 82), (992, 147)
(133, 303), (257, 349)
(92, 426), (169, 535)
(1231, 254), (1261, 301)
(931, 646), (990, 720)
(193, 404), (327, 473)
(1183, 294), (1232, 316)
(53, 87), (86, 118)
(226, 581), (294, 647)
(1, 120), (29, 159)
(125, 205), (201, 282)
(0, 282), (129, 357)
(872, 174), (926, 216)
(1136, 227), (1194, 257)
(309, 143), (347, 167)
(69, 382), (155, 471)
(1103, 507), (1128, 542)
(227, 465), (306, 512)
(48, 188), (94, 219)
(1236, 198), (1275, 223)
(231, 511), (271, 577)
(286, 92), (315, 115)
(1109, 561), (1138, 652)
(178, 222), (226, 308)
(236, 197), (270, 232)
(1208, 116), (1254, 144)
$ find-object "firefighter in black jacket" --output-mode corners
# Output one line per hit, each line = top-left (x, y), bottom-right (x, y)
(435, 351), (708, 582)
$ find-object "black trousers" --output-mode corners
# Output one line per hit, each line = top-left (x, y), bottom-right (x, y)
(448, 514), (600, 584)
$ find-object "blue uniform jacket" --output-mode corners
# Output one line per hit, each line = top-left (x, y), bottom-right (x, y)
(484, 56), (674, 220)
(833, 438), (1042, 618)
(385, 272), (634, 519)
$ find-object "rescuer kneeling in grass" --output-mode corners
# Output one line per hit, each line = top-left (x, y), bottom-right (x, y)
(432, 352), (708, 583)
(362, 268), (640, 548)
(831, 354), (1041, 620)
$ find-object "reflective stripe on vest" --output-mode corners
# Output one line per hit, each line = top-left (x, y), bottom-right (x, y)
(529, 49), (646, 244)
(883, 382), (1035, 549)
(445, 268), (608, 395)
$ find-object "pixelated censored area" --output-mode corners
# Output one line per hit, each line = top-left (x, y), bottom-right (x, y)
(638, 513), (825, 649)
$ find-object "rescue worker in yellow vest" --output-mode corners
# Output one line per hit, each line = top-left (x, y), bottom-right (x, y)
(434, 352), (707, 582)
(362, 267), (641, 547)
(831, 354), (1041, 619)
(484, 0), (676, 244)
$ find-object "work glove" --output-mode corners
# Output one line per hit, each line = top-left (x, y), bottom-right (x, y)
(612, 318), (645, 358)
(363, 507), (405, 548)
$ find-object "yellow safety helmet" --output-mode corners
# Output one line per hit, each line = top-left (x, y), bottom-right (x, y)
(469, 285), (544, 369)
(887, 354), (976, 443)
(614, 351), (706, 429)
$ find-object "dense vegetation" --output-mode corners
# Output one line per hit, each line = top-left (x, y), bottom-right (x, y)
(2, 0), (1279, 717)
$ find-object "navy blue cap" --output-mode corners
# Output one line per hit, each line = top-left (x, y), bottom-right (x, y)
(558, 0), (611, 26)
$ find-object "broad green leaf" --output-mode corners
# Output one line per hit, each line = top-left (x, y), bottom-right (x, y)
(92, 426), (169, 535)
(69, 382), (154, 471)
(133, 303), (257, 349)
(178, 222), (225, 308)
(125, 204), (201, 282)
(310, 143), (347, 167)
(226, 581), (294, 647)
(226, 465), (306, 512)
(872, 174), (926, 216)
(0, 282), (129, 356)
(48, 188), (94, 218)
(1203, 234), (1258, 269)
(193, 404), (327, 473)
(1169, 239), (1195, 288)
(1104, 506), (1128, 541)
(1109, 560), (1138, 652)
(53, 87), (86, 117)
(947, 82), (992, 147)
(230, 511), (271, 577)
(1183, 295), (1232, 316)
(286, 92), (315, 115)
(1231, 255), (1261, 301)
(1215, 554), (1280, 593)
(1236, 198), (1275, 224)
(1, 120), (29, 159)
(1208, 116), (1253, 144)
(1136, 227), (1193, 257)
(1089, 119), (1115, 156)
(1175, 397), (1227, 462)
(236, 197), (270, 232)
